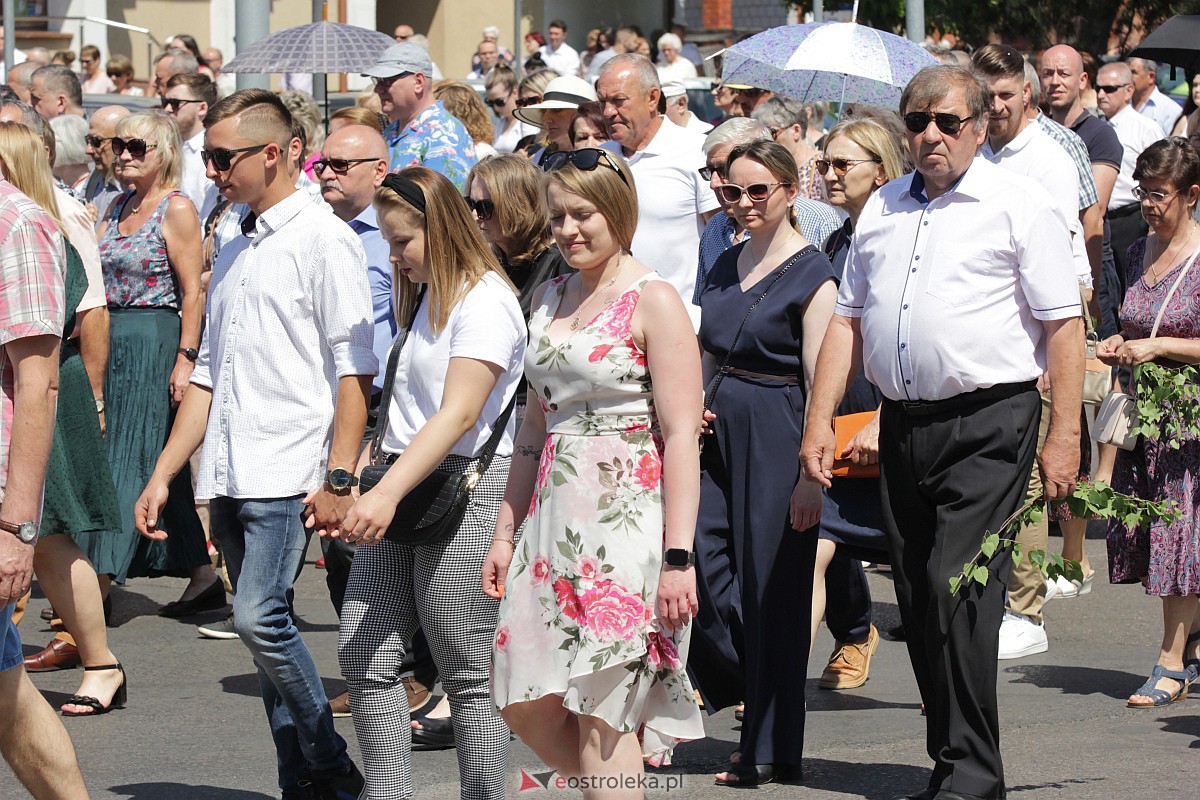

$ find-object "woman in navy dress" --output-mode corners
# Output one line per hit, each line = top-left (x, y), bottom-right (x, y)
(691, 140), (838, 785)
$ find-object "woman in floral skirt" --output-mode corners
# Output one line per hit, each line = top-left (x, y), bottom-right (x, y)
(483, 148), (705, 786)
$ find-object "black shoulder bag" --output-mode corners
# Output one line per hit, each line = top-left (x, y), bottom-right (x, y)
(359, 286), (516, 546)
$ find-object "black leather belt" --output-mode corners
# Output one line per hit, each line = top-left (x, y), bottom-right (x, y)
(888, 380), (1037, 417)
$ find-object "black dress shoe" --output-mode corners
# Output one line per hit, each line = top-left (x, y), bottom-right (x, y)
(933, 792), (991, 800)
(411, 715), (455, 750)
(158, 579), (226, 618)
(890, 791), (938, 800)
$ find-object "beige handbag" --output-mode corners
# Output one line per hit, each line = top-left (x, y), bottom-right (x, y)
(1092, 240), (1200, 450)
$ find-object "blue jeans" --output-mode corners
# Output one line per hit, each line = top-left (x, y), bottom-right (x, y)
(210, 495), (350, 793)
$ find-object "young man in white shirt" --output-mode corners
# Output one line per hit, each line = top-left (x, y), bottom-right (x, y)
(164, 72), (220, 223)
(135, 89), (374, 800)
(539, 19), (581, 77)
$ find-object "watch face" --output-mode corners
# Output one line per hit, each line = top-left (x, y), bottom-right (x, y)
(17, 522), (37, 543)
(327, 468), (352, 490)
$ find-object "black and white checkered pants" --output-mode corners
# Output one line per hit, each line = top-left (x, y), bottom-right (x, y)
(338, 454), (511, 800)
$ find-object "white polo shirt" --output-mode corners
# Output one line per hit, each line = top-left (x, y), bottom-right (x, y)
(539, 42), (581, 77)
(983, 122), (1090, 287)
(1106, 104), (1165, 209)
(837, 158), (1079, 402)
(623, 117), (720, 328)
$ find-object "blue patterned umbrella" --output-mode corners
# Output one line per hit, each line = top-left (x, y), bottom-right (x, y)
(222, 21), (395, 74)
(722, 22), (939, 108)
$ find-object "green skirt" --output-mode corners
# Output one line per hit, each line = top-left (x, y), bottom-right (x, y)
(41, 340), (121, 536)
(75, 308), (208, 582)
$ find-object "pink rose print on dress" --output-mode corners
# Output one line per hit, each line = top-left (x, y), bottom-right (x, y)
(553, 577), (585, 622)
(530, 554), (552, 587)
(633, 452), (661, 491)
(494, 626), (510, 654)
(588, 344), (614, 363)
(624, 336), (647, 368)
(600, 291), (638, 338)
(580, 580), (647, 643)
(576, 554), (602, 584)
(646, 630), (682, 670)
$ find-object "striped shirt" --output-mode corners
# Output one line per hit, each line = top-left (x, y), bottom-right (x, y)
(0, 180), (66, 501)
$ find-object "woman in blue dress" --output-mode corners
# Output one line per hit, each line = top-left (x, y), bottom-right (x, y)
(691, 140), (838, 785)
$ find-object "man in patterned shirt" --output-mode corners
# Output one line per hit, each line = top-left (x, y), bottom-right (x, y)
(363, 42), (476, 191)
(0, 178), (89, 799)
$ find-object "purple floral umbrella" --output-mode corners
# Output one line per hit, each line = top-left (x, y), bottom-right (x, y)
(722, 22), (939, 108)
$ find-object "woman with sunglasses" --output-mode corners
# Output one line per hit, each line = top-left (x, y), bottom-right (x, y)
(691, 140), (837, 786)
(485, 65), (537, 154)
(514, 75), (596, 167)
(77, 110), (219, 616)
(485, 147), (705, 778)
(337, 167), (526, 800)
(808, 116), (907, 697)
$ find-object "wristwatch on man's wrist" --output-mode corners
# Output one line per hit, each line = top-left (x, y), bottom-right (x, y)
(0, 519), (38, 544)
(325, 468), (359, 492)
(664, 548), (695, 568)
(178, 347), (199, 362)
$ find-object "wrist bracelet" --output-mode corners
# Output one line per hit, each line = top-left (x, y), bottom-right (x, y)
(492, 538), (516, 549)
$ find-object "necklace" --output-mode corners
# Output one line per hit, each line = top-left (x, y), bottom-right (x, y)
(1148, 224), (1198, 283)
(569, 263), (624, 331)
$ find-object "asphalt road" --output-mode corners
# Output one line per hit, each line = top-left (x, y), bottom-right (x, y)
(3, 528), (1197, 800)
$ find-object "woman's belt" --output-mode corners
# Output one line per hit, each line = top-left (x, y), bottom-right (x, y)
(720, 366), (801, 384)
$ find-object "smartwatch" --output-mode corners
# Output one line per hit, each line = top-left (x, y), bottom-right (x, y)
(325, 468), (359, 492)
(664, 548), (695, 568)
(178, 347), (199, 362)
(0, 519), (38, 544)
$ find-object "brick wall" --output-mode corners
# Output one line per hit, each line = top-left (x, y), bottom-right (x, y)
(703, 0), (733, 29)
(733, 0), (790, 29)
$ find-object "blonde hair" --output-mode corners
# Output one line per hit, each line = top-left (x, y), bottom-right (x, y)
(432, 81), (494, 146)
(330, 105), (384, 133)
(374, 167), (515, 335)
(467, 154), (552, 268)
(0, 121), (62, 231)
(116, 110), (183, 190)
(824, 117), (907, 183)
(543, 151), (638, 253)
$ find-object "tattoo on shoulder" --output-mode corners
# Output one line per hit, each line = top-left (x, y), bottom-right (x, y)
(517, 445), (544, 458)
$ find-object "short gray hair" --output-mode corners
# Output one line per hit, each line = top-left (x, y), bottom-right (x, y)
(751, 95), (808, 135)
(0, 99), (43, 136)
(599, 53), (660, 97)
(31, 64), (82, 109)
(1024, 60), (1040, 106)
(50, 114), (88, 166)
(703, 116), (771, 154)
(156, 49), (199, 75)
(657, 33), (682, 52)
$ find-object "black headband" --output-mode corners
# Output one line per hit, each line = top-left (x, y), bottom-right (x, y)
(382, 173), (426, 214)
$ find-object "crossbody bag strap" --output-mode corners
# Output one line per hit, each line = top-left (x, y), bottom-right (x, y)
(370, 285), (427, 465)
(465, 392), (517, 490)
(703, 247), (808, 411)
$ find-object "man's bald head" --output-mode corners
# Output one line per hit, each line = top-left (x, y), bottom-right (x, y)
(87, 105), (131, 174)
(1038, 44), (1089, 118)
(1040, 44), (1084, 74)
(318, 124), (389, 221)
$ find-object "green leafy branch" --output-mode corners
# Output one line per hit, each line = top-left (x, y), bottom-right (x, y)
(949, 480), (1179, 595)
(1131, 362), (1200, 450)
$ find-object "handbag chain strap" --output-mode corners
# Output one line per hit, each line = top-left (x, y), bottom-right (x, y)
(370, 285), (516, 490)
(1148, 237), (1200, 340)
(703, 246), (808, 411)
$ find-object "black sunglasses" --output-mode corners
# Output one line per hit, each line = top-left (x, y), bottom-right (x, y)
(85, 134), (113, 148)
(1095, 83), (1130, 94)
(815, 156), (881, 177)
(201, 143), (269, 171)
(111, 137), (158, 158)
(734, 87), (767, 97)
(313, 157), (380, 175)
(463, 196), (496, 220)
(698, 164), (726, 181)
(515, 96), (542, 108)
(484, 96), (509, 109)
(541, 148), (629, 186)
(161, 97), (204, 112)
(903, 112), (975, 136)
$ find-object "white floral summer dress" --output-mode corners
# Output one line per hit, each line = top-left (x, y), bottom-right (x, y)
(491, 273), (704, 764)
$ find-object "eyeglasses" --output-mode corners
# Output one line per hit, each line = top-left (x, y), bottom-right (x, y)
(463, 196), (496, 220)
(161, 97), (204, 112)
(715, 182), (788, 204)
(313, 157), (380, 175)
(734, 87), (767, 98)
(484, 96), (509, 110)
(515, 96), (542, 108)
(1095, 83), (1130, 94)
(698, 164), (726, 181)
(1133, 186), (1179, 204)
(111, 138), (158, 158)
(903, 112), (976, 135)
(541, 148), (630, 186)
(815, 156), (881, 178)
(200, 143), (269, 171)
(373, 73), (410, 91)
(85, 134), (113, 149)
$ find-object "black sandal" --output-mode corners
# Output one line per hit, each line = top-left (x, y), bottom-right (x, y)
(411, 715), (455, 751)
(61, 663), (127, 717)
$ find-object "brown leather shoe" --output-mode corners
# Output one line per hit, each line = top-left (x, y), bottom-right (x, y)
(402, 676), (433, 715)
(818, 623), (880, 690)
(24, 639), (81, 672)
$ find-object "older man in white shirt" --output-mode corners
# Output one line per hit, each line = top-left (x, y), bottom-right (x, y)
(1128, 57), (1183, 137)
(802, 66), (1082, 800)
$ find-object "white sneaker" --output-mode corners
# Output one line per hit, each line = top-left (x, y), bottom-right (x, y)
(197, 612), (238, 640)
(998, 611), (1048, 660)
(1043, 575), (1059, 603)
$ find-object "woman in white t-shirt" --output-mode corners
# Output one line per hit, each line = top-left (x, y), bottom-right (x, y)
(337, 167), (526, 800)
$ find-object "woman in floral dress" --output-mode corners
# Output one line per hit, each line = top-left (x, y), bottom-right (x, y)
(483, 148), (705, 783)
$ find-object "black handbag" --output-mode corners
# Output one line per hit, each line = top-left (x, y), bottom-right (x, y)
(360, 287), (516, 547)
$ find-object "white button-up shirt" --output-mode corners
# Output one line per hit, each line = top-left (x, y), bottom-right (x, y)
(1106, 104), (1165, 209)
(181, 131), (219, 223)
(1137, 86), (1184, 137)
(539, 42), (581, 77)
(191, 189), (377, 500)
(837, 158), (1079, 402)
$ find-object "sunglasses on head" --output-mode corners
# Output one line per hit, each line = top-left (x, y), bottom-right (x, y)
(1095, 83), (1130, 94)
(541, 148), (629, 186)
(313, 157), (380, 175)
(903, 112), (975, 135)
(111, 137), (158, 158)
(161, 97), (204, 112)
(200, 143), (269, 171)
(463, 196), (496, 220)
(715, 181), (788, 204)
(515, 96), (542, 108)
(85, 134), (113, 148)
(815, 156), (881, 178)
